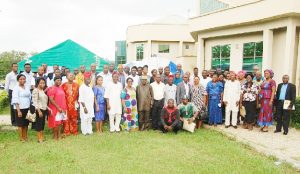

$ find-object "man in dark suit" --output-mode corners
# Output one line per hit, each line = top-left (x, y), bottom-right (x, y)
(274, 75), (296, 135)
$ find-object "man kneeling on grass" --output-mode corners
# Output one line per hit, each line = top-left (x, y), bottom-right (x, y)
(159, 99), (182, 134)
(178, 95), (199, 133)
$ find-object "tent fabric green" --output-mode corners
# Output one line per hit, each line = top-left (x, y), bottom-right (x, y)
(18, 39), (109, 72)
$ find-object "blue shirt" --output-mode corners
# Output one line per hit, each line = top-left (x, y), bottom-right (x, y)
(279, 84), (288, 100)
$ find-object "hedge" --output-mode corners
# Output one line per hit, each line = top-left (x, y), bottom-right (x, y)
(0, 91), (9, 112)
(291, 97), (300, 128)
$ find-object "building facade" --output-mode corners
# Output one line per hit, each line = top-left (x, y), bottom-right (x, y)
(191, 0), (300, 95)
(115, 40), (127, 65)
(126, 16), (197, 72)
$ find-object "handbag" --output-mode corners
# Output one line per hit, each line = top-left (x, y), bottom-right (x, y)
(26, 104), (36, 122)
(240, 106), (246, 117)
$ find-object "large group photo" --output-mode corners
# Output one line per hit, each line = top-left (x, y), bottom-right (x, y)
(1, 0), (300, 173)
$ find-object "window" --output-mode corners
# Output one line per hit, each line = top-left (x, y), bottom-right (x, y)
(185, 44), (190, 49)
(158, 45), (170, 53)
(116, 56), (126, 65)
(136, 44), (144, 61)
(242, 41), (263, 73)
(211, 45), (230, 71)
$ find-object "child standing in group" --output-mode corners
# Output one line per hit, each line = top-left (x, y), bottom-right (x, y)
(93, 76), (106, 133)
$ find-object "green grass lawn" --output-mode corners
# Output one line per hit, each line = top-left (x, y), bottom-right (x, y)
(0, 126), (298, 174)
(0, 106), (10, 115)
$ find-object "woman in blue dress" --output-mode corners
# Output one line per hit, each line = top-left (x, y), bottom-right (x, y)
(93, 76), (106, 133)
(206, 74), (224, 126)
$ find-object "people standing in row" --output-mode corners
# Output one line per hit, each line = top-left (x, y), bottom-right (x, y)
(5, 63), (19, 126)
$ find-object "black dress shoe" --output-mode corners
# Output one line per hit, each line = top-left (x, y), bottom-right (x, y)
(233, 126), (237, 129)
(274, 130), (281, 133)
(225, 126), (229, 128)
(283, 132), (288, 135)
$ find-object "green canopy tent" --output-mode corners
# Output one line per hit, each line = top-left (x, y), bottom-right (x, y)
(18, 39), (109, 72)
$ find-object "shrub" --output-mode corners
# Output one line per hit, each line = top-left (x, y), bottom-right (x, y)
(0, 91), (9, 112)
(291, 97), (300, 128)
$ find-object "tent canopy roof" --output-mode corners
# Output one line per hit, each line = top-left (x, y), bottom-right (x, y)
(18, 39), (109, 72)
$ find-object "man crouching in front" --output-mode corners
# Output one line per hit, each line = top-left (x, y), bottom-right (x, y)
(159, 99), (182, 134)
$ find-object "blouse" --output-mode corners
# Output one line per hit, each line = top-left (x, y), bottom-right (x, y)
(241, 84), (258, 102)
(11, 85), (31, 109)
(32, 88), (48, 110)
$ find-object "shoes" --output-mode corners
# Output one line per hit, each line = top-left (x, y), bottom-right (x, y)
(233, 126), (237, 129)
(274, 130), (281, 133)
(283, 132), (288, 135)
(225, 126), (229, 128)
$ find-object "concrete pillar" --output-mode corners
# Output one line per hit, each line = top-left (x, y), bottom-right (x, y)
(179, 41), (183, 57)
(262, 29), (273, 71)
(195, 0), (201, 16)
(147, 40), (152, 58)
(284, 22), (296, 82)
(296, 31), (300, 96)
(197, 34), (205, 72)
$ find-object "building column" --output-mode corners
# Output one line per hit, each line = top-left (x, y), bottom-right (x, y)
(284, 22), (297, 82)
(147, 40), (152, 58)
(262, 29), (273, 71)
(179, 41), (183, 57)
(296, 30), (300, 96)
(197, 35), (205, 72)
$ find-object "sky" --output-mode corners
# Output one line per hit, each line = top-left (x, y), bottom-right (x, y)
(0, 0), (195, 60)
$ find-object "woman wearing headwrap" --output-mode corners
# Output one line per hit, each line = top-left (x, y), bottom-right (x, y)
(173, 71), (183, 86)
(47, 76), (67, 140)
(258, 69), (276, 132)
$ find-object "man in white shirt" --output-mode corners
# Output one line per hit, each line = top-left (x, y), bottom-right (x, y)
(47, 69), (61, 87)
(150, 74), (165, 130)
(163, 75), (177, 106)
(223, 72), (241, 129)
(104, 72), (123, 132)
(5, 63), (18, 126)
(21, 63), (35, 90)
(127, 66), (140, 88)
(200, 70), (212, 89)
(98, 64), (112, 89)
(79, 72), (96, 135)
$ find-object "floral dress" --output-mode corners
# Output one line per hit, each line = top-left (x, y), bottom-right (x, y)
(121, 88), (139, 131)
(258, 80), (276, 127)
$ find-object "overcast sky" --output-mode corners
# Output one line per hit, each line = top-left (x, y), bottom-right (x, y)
(0, 0), (195, 60)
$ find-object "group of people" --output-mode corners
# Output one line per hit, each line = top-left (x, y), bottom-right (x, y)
(4, 62), (296, 142)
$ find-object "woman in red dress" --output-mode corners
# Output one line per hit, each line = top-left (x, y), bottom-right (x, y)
(47, 76), (67, 140)
(258, 69), (276, 132)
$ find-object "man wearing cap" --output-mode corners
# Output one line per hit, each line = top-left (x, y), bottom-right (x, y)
(78, 72), (96, 135)
(163, 75), (177, 106)
(104, 71), (123, 132)
(159, 99), (182, 134)
(136, 75), (154, 130)
(178, 95), (199, 132)
(150, 74), (165, 130)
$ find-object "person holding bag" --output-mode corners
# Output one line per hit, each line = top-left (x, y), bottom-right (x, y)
(47, 76), (67, 140)
(12, 74), (31, 142)
(32, 78), (48, 143)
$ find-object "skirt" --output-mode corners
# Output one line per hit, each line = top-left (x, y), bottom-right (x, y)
(35, 109), (47, 131)
(15, 108), (29, 127)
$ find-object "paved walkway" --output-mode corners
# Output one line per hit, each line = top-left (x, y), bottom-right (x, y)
(209, 125), (300, 170)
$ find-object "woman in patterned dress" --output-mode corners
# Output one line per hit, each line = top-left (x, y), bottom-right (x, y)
(121, 77), (139, 131)
(258, 69), (276, 132)
(93, 76), (106, 133)
(206, 74), (224, 126)
(240, 74), (258, 130)
(191, 76), (207, 129)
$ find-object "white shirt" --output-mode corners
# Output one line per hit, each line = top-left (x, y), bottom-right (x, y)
(184, 82), (189, 96)
(62, 76), (68, 84)
(11, 85), (31, 109)
(47, 77), (54, 87)
(104, 81), (123, 115)
(164, 84), (177, 106)
(5, 71), (18, 91)
(78, 84), (95, 119)
(223, 80), (241, 111)
(21, 71), (35, 89)
(200, 77), (211, 89)
(150, 81), (165, 100)
(98, 72), (112, 89)
(127, 74), (140, 88)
